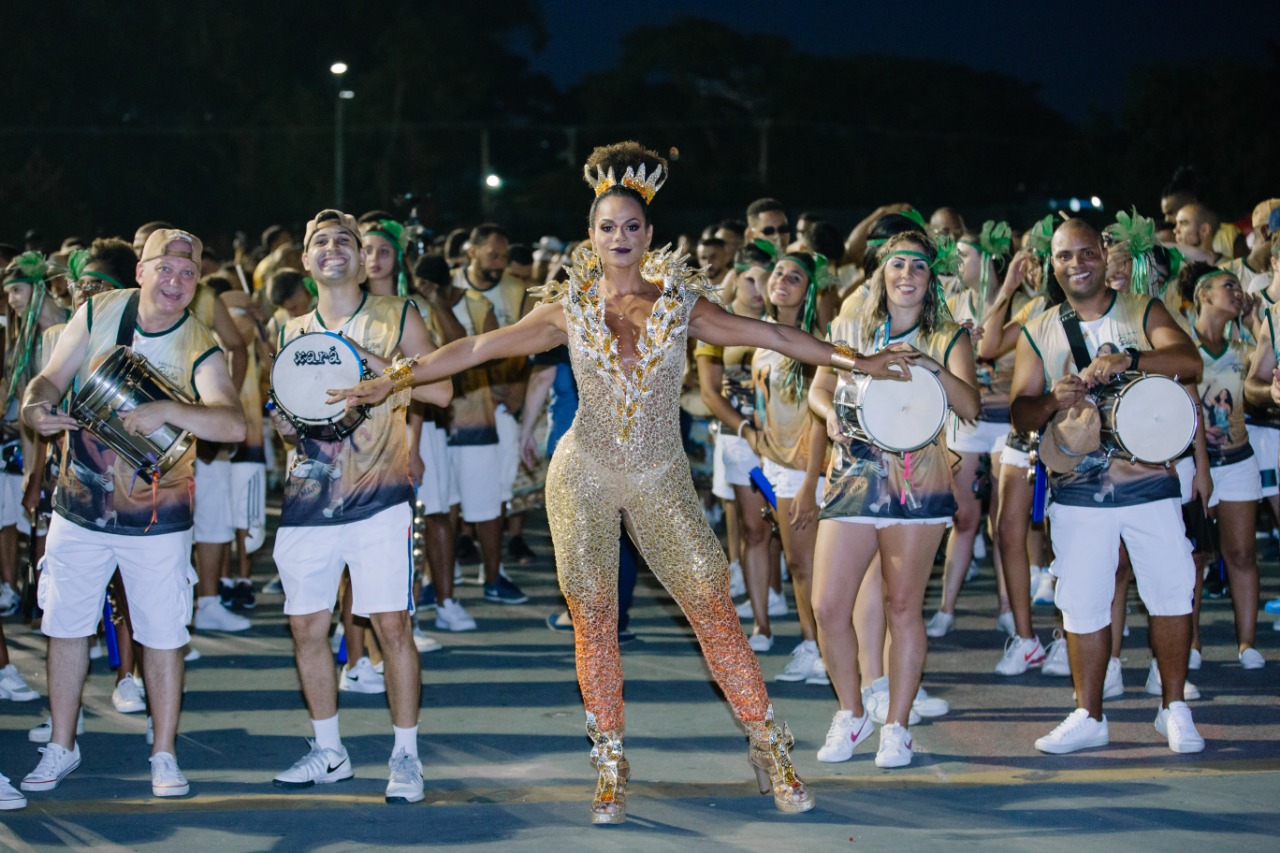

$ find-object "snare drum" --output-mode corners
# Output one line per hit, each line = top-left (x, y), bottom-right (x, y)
(833, 365), (948, 453)
(71, 346), (195, 477)
(1094, 372), (1197, 464)
(271, 332), (371, 441)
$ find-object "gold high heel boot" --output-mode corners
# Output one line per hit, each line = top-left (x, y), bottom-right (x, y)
(745, 704), (815, 814)
(586, 713), (629, 825)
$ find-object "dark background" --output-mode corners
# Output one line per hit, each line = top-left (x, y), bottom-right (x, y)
(2, 0), (1276, 251)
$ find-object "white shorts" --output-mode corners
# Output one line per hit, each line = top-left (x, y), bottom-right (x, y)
(274, 502), (414, 618)
(1175, 457), (1220, 508)
(39, 514), (196, 650)
(495, 405), (520, 506)
(713, 432), (760, 500)
(193, 459), (234, 544)
(1047, 499), (1194, 634)
(1000, 442), (1030, 469)
(826, 515), (952, 529)
(1246, 424), (1279, 497)
(450, 444), (502, 523)
(1211, 455), (1262, 503)
(761, 457), (825, 502)
(415, 422), (457, 515)
(948, 418), (1010, 455)
(231, 461), (267, 553)
(0, 472), (23, 529)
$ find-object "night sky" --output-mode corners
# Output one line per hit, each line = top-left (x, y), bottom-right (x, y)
(531, 0), (1272, 122)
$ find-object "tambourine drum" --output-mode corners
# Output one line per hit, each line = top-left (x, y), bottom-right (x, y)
(1094, 372), (1197, 464)
(833, 365), (948, 453)
(270, 332), (370, 441)
(71, 346), (195, 477)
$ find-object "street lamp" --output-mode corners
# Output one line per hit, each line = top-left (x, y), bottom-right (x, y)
(330, 62), (350, 208)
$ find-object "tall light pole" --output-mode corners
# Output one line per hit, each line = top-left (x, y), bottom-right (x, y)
(330, 62), (352, 208)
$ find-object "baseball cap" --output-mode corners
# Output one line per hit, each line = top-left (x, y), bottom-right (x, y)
(140, 229), (203, 265)
(303, 209), (362, 249)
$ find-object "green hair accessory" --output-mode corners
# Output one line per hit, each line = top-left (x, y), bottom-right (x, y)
(902, 208), (926, 230)
(4, 251), (48, 286)
(1109, 207), (1158, 295)
(1166, 246), (1184, 282)
(3, 252), (50, 410)
(67, 248), (90, 281)
(302, 276), (318, 298)
(367, 219), (409, 297)
(777, 250), (828, 402)
(1025, 215), (1055, 291)
(964, 221), (1012, 310)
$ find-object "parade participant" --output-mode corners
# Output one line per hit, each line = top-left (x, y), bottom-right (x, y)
(749, 250), (829, 683)
(331, 142), (915, 824)
(928, 222), (1016, 640)
(269, 209), (451, 805)
(21, 228), (245, 797)
(696, 241), (776, 647)
(745, 198), (791, 254)
(1010, 219), (1204, 755)
(809, 231), (979, 768)
(1183, 264), (1264, 669)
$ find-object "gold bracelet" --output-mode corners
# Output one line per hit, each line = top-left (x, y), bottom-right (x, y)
(829, 343), (861, 372)
(383, 357), (419, 394)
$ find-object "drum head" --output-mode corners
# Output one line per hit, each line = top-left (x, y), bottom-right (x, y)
(1112, 375), (1196, 462)
(272, 333), (364, 424)
(857, 365), (948, 452)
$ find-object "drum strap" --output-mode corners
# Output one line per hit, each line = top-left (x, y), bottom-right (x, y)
(1058, 302), (1093, 373)
(116, 291), (141, 348)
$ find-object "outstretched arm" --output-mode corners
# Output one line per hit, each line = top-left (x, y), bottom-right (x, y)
(328, 301), (567, 407)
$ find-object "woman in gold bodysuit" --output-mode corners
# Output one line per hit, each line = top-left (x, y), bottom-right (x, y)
(331, 142), (916, 824)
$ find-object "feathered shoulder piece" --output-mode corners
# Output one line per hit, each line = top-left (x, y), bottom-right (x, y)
(531, 244), (719, 306)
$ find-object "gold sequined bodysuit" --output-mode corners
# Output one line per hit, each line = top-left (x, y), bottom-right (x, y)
(541, 248), (770, 732)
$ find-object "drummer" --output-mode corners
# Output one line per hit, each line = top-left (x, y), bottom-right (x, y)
(268, 209), (450, 805)
(1009, 218), (1204, 756)
(20, 228), (246, 798)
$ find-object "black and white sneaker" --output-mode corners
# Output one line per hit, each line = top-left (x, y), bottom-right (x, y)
(273, 740), (354, 788)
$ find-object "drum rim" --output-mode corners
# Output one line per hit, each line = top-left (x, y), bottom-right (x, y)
(271, 331), (365, 425)
(1103, 373), (1197, 463)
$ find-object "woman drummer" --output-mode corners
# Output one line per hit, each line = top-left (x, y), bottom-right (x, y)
(1184, 263), (1265, 669)
(329, 141), (912, 823)
(808, 230), (979, 769)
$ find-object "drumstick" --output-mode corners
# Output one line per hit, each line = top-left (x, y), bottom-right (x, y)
(234, 263), (250, 293)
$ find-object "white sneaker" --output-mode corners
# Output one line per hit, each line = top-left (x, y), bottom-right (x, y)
(1028, 565), (1044, 595)
(965, 559), (979, 582)
(767, 587), (787, 617)
(996, 611), (1016, 638)
(112, 674), (146, 714)
(925, 611), (954, 638)
(435, 598), (477, 632)
(1035, 709), (1109, 754)
(0, 772), (25, 810)
(1154, 701), (1205, 754)
(340, 657), (386, 694)
(21, 742), (81, 791)
(996, 635), (1047, 676)
(775, 640), (820, 682)
(973, 535), (987, 560)
(875, 723), (914, 768)
(1032, 571), (1056, 605)
(864, 678), (921, 726)
(263, 575), (284, 595)
(747, 630), (774, 653)
(183, 645), (202, 662)
(273, 740), (354, 788)
(805, 656), (830, 685)
(728, 560), (746, 598)
(193, 599), (250, 632)
(0, 664), (39, 702)
(88, 639), (105, 660)
(1239, 647), (1265, 669)
(149, 751), (189, 797)
(913, 686), (949, 717)
(1041, 630), (1071, 676)
(1103, 657), (1124, 700)
(0, 581), (18, 616)
(1145, 659), (1200, 700)
(412, 627), (443, 653)
(1188, 648), (1202, 670)
(816, 709), (873, 762)
(386, 748), (425, 804)
(330, 623), (345, 655)
(29, 708), (85, 743)
(735, 597), (755, 618)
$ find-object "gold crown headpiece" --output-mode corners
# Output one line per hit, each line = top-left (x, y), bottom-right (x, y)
(584, 162), (666, 204)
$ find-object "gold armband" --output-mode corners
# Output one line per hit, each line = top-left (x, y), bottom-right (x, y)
(829, 343), (862, 372)
(383, 357), (419, 394)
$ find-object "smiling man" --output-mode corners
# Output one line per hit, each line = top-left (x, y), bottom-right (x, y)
(20, 228), (245, 799)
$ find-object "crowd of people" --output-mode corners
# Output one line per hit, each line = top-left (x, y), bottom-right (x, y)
(0, 149), (1275, 823)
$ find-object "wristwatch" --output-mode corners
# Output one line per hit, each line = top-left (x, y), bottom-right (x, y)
(1125, 347), (1140, 372)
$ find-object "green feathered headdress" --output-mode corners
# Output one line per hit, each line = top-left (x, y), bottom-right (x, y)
(1108, 207), (1158, 295)
(4, 251), (48, 286)
(365, 219), (409, 297)
(2, 252), (50, 411)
